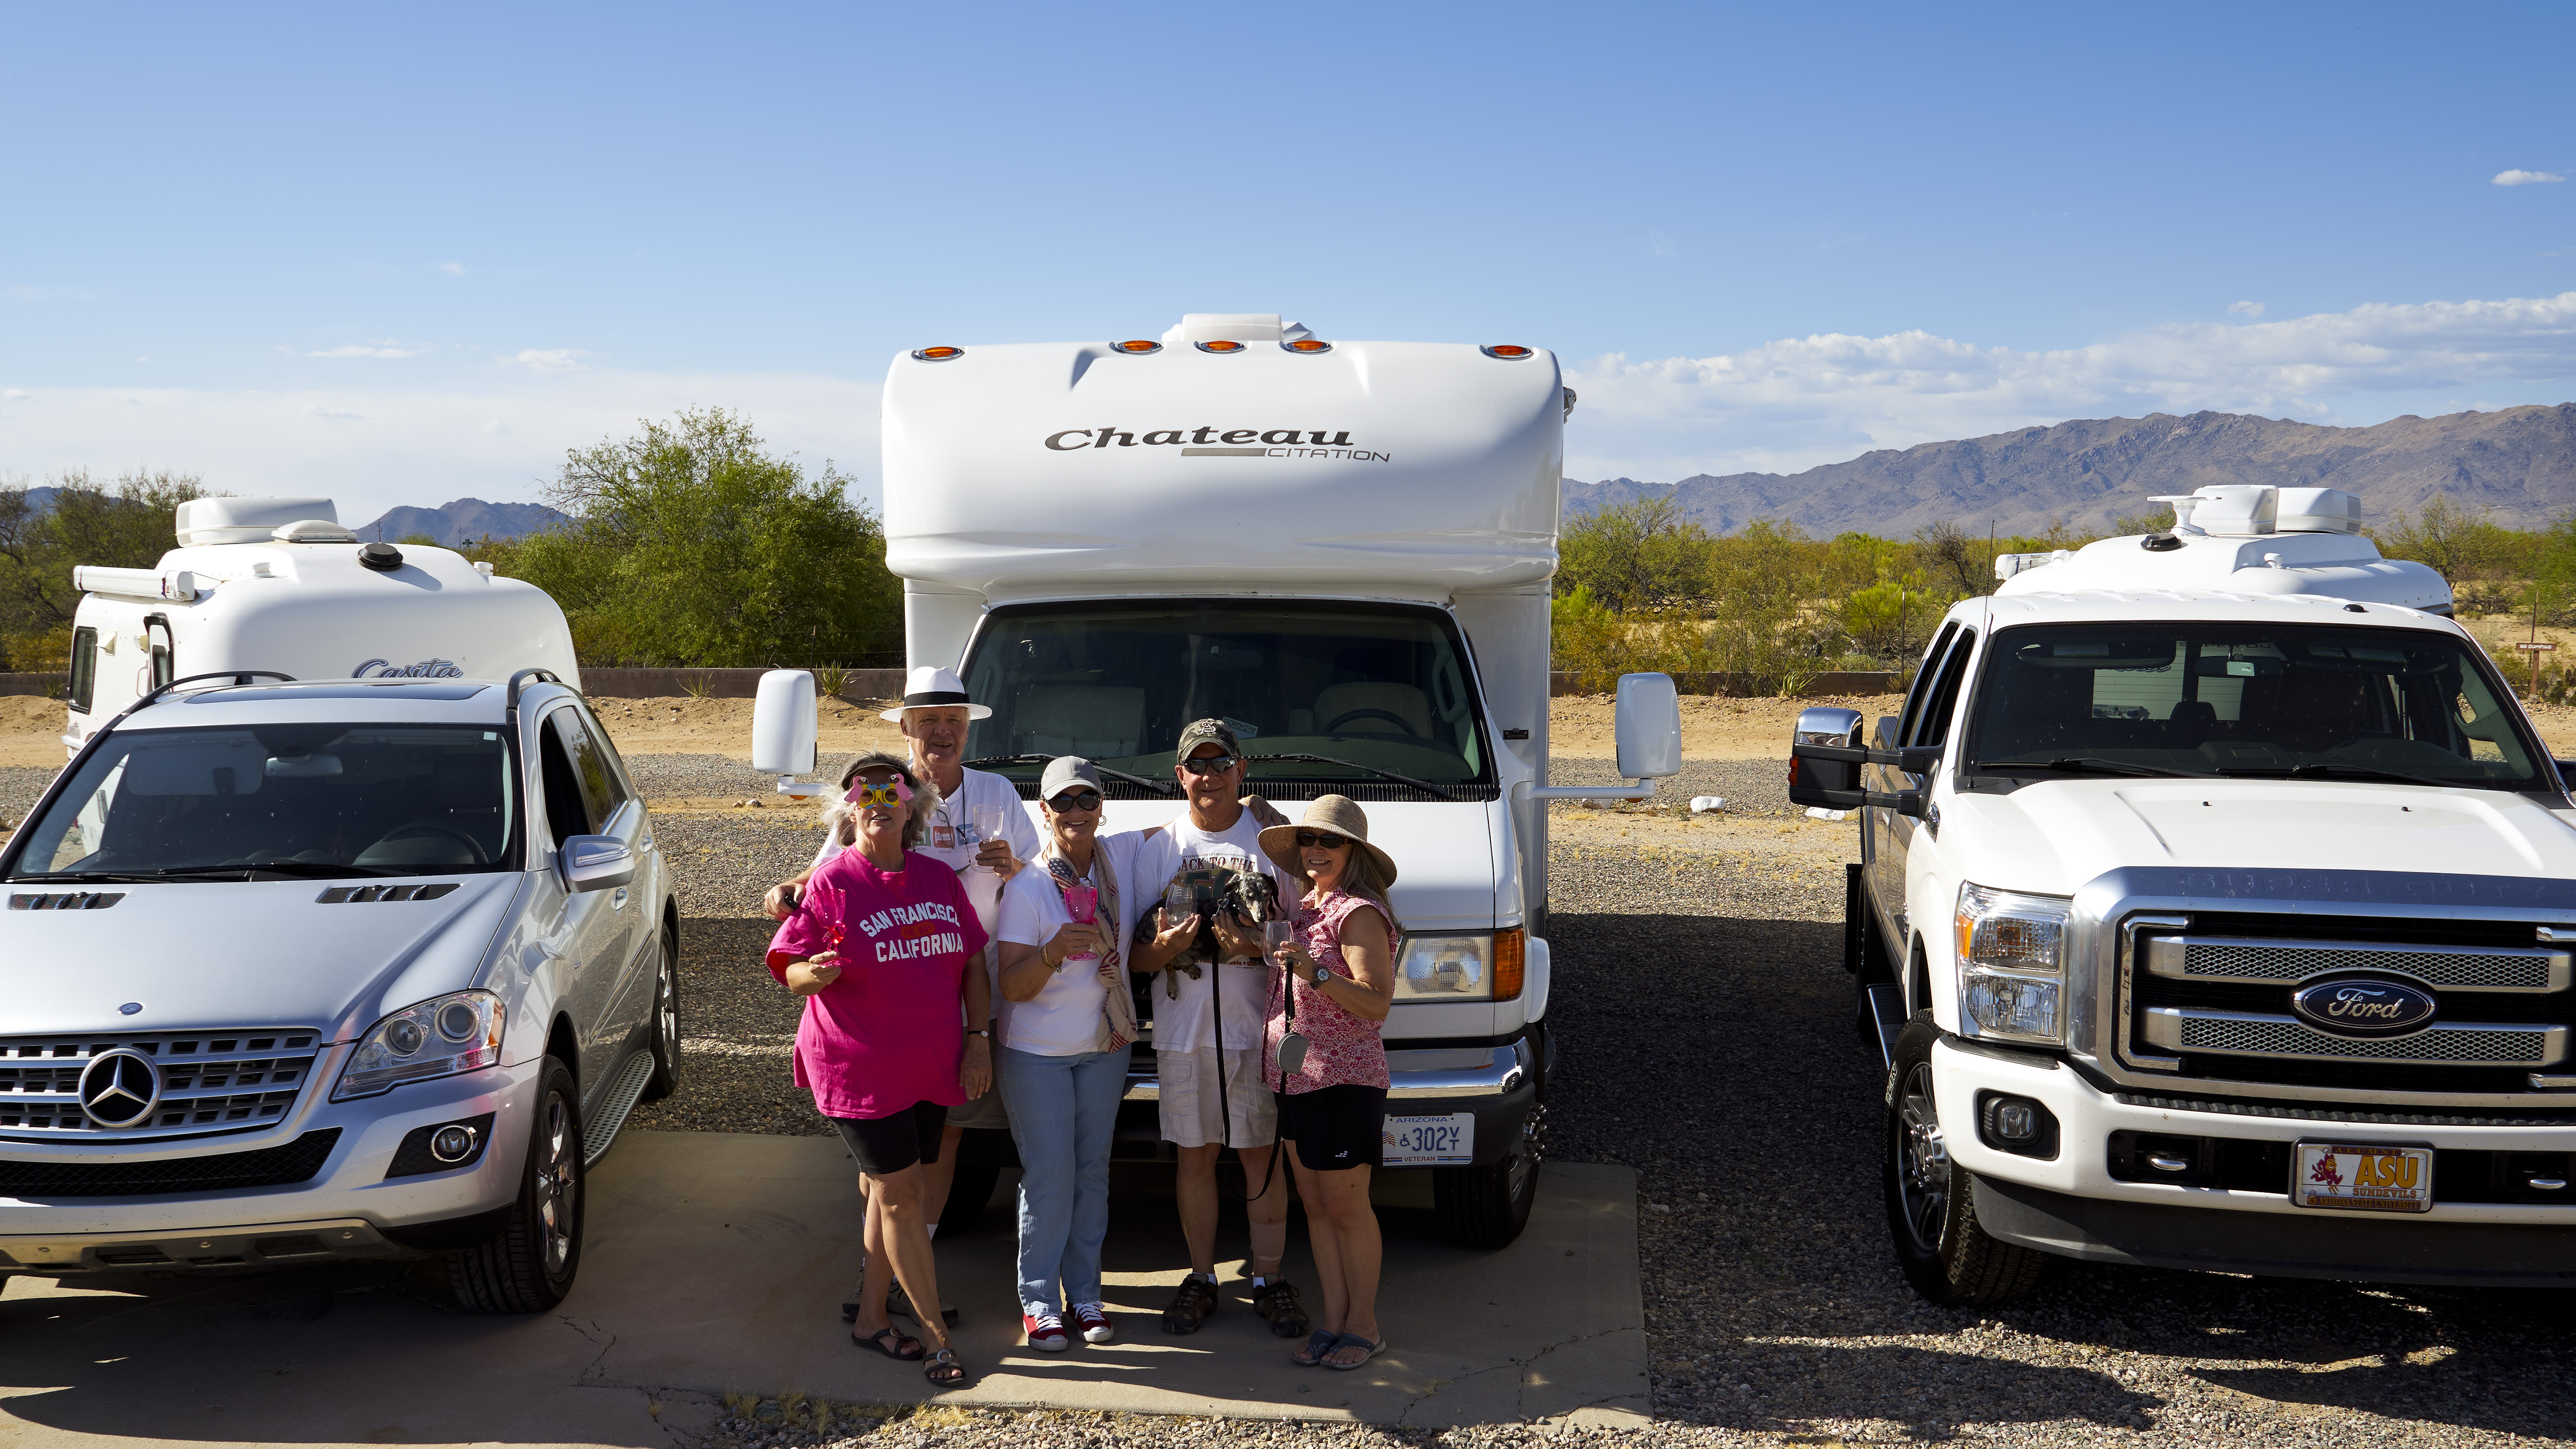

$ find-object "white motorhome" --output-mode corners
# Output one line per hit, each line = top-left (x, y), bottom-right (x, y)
(3, 499), (667, 1310)
(866, 313), (1680, 1245)
(1791, 485), (2576, 1301)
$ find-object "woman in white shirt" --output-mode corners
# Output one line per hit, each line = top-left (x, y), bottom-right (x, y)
(993, 757), (1140, 1352)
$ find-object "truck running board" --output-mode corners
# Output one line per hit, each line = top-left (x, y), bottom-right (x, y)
(1860, 984), (1906, 1071)
(583, 1051), (657, 1168)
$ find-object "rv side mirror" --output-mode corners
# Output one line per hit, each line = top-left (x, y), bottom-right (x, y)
(562, 835), (635, 892)
(1613, 672), (1682, 780)
(752, 669), (819, 777)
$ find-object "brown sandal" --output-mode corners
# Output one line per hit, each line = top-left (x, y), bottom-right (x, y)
(1161, 1275), (1219, 1335)
(853, 1325), (924, 1360)
(924, 1347), (969, 1387)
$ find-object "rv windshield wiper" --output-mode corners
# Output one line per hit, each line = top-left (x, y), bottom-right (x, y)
(961, 754), (1180, 797)
(1244, 752), (1461, 801)
(1974, 758), (2210, 779)
(2213, 762), (2468, 789)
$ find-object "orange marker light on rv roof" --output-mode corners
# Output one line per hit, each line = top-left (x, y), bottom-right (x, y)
(1283, 338), (1332, 353)
(912, 346), (965, 362)
(1481, 344), (1533, 360)
(1113, 339), (1162, 353)
(1195, 339), (1245, 353)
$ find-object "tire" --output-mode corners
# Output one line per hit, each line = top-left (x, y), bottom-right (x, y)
(1884, 1016), (2046, 1305)
(937, 1159), (1003, 1237)
(449, 1057), (585, 1313)
(640, 922), (680, 1102)
(1432, 1102), (1545, 1249)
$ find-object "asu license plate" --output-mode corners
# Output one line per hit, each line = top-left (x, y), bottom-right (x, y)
(2294, 1141), (2435, 1213)
(1380, 1113), (1475, 1167)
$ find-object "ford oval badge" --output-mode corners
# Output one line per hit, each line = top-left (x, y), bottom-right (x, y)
(2291, 977), (2437, 1038)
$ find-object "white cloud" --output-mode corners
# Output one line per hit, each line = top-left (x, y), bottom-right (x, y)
(2495, 169), (2565, 186)
(1, 389), (28, 401)
(501, 348), (586, 372)
(2227, 300), (2264, 319)
(0, 370), (883, 524)
(1563, 290), (2576, 480)
(437, 261), (467, 275)
(307, 341), (426, 359)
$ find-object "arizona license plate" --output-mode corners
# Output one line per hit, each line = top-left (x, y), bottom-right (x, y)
(2294, 1140), (2434, 1213)
(1380, 1113), (1475, 1166)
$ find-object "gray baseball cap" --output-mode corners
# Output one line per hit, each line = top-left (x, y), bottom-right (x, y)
(1174, 718), (1241, 759)
(1039, 756), (1104, 800)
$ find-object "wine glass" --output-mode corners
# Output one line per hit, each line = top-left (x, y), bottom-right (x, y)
(970, 805), (1010, 870)
(1164, 881), (1194, 928)
(1263, 920), (1296, 970)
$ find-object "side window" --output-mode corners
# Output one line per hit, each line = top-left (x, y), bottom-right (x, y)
(68, 627), (97, 713)
(538, 715), (592, 850)
(573, 702), (638, 805)
(145, 615), (174, 690)
(1895, 624), (1958, 745)
(1908, 629), (1979, 750)
(550, 709), (625, 831)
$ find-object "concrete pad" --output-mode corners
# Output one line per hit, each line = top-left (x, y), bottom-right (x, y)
(0, 1130), (1646, 1443)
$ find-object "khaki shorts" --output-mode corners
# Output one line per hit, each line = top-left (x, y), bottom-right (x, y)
(947, 1076), (1011, 1132)
(1157, 1043), (1276, 1150)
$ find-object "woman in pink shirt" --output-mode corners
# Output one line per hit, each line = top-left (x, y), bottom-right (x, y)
(769, 751), (991, 1387)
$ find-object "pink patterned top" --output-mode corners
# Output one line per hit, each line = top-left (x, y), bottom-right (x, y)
(1266, 889), (1396, 1094)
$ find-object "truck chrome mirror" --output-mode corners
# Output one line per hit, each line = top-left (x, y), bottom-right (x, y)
(562, 835), (635, 892)
(1613, 672), (1682, 781)
(1788, 707), (1865, 804)
(751, 669), (822, 797)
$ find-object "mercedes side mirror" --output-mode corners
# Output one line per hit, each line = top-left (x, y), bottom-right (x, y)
(562, 835), (635, 893)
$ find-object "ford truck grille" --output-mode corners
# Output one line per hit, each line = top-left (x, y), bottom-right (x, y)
(2128, 916), (2573, 1094)
(0, 1030), (323, 1141)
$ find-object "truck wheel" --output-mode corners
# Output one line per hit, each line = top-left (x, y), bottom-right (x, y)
(640, 924), (680, 1102)
(937, 1161), (1003, 1236)
(1432, 1104), (1545, 1249)
(449, 1058), (585, 1313)
(1884, 1017), (2044, 1305)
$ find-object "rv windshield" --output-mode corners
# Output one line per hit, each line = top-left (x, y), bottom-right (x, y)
(9, 724), (521, 881)
(1964, 623), (2549, 791)
(959, 600), (1492, 799)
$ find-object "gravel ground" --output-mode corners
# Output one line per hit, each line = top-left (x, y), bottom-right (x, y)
(0, 764), (59, 836)
(627, 749), (2576, 1446)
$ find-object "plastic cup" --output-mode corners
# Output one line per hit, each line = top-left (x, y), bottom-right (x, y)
(1063, 883), (1099, 962)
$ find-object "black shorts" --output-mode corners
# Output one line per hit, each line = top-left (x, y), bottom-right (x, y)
(829, 1101), (948, 1175)
(1277, 1084), (1386, 1172)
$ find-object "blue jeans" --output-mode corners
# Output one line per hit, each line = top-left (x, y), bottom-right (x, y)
(996, 1044), (1125, 1310)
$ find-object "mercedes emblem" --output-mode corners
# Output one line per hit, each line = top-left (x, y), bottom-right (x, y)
(118, 1002), (142, 1016)
(78, 1048), (162, 1129)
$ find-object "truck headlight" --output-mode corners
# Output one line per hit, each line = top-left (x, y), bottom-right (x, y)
(1392, 929), (1525, 1002)
(1953, 884), (2070, 1046)
(333, 990), (506, 1100)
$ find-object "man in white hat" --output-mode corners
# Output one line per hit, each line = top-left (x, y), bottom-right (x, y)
(766, 664), (1042, 1324)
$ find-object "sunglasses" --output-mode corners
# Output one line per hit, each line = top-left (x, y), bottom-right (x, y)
(1179, 753), (1241, 775)
(1295, 830), (1351, 849)
(1046, 789), (1103, 812)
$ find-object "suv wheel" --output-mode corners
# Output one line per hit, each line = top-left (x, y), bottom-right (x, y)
(1884, 1016), (2044, 1305)
(1432, 1103), (1544, 1249)
(640, 924), (680, 1102)
(450, 1057), (585, 1313)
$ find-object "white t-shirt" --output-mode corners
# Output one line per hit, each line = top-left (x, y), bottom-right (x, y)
(995, 834), (1137, 1056)
(811, 765), (1044, 1027)
(1125, 810), (1292, 1054)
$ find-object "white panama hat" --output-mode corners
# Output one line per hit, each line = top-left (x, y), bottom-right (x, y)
(879, 664), (994, 722)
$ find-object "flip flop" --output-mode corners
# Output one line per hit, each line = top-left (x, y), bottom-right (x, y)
(1325, 1333), (1386, 1370)
(1291, 1329), (1342, 1366)
(852, 1325), (924, 1361)
(925, 1347), (969, 1387)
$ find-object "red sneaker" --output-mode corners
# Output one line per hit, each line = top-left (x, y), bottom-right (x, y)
(1021, 1308), (1071, 1352)
(1072, 1302), (1115, 1344)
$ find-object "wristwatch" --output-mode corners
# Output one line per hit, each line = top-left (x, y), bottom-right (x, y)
(966, 1028), (991, 1038)
(1310, 964), (1333, 987)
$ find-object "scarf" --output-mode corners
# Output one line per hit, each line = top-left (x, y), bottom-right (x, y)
(1043, 843), (1136, 1054)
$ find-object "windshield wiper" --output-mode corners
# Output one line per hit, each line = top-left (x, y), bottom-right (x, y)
(1245, 752), (1461, 801)
(141, 861), (415, 881)
(1975, 758), (2211, 779)
(2213, 762), (2471, 789)
(961, 754), (1180, 797)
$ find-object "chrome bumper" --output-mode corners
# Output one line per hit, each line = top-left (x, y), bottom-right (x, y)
(0, 1217), (400, 1273)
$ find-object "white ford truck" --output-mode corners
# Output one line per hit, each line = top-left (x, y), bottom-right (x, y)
(864, 313), (1681, 1246)
(1, 497), (674, 1310)
(1791, 483), (2576, 1301)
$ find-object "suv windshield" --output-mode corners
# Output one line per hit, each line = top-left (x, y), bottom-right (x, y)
(1965, 623), (2548, 790)
(959, 600), (1491, 798)
(10, 724), (521, 881)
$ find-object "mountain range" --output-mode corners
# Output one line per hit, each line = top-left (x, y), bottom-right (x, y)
(356, 497), (570, 546)
(1562, 403), (2576, 538)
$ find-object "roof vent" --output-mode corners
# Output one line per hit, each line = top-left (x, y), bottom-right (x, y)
(273, 519), (360, 544)
(1159, 313), (1313, 346)
(2147, 485), (2364, 538)
(356, 541), (404, 572)
(175, 497), (340, 547)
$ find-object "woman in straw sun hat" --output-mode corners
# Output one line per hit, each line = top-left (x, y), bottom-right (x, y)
(1255, 794), (1401, 1371)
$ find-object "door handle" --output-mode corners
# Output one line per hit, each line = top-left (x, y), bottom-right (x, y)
(612, 887), (629, 909)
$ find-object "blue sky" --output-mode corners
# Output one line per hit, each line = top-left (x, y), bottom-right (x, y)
(4, 1), (2573, 522)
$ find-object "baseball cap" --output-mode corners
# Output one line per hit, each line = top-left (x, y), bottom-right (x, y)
(1039, 756), (1104, 799)
(1175, 718), (1241, 759)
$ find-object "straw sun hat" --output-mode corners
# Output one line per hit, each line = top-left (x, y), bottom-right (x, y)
(1257, 795), (1399, 884)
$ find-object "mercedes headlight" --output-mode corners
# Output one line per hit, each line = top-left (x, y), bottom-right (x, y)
(333, 990), (506, 1099)
(1392, 929), (1525, 1003)
(1953, 884), (2070, 1046)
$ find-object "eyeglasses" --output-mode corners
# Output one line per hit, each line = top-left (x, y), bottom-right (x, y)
(1046, 789), (1103, 812)
(850, 782), (908, 808)
(1295, 830), (1350, 849)
(1179, 753), (1241, 775)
